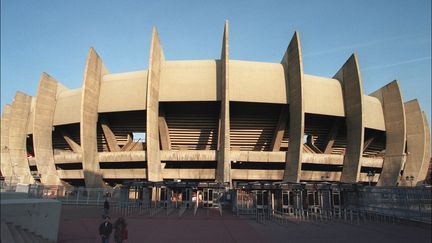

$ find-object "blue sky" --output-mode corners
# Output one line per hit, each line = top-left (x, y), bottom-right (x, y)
(1, 0), (431, 123)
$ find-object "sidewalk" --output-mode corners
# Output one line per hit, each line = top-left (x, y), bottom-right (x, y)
(58, 207), (431, 243)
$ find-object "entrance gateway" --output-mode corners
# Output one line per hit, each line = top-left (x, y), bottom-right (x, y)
(121, 181), (227, 209)
(120, 180), (354, 216)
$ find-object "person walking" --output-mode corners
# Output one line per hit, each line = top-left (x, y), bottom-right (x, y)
(104, 198), (110, 216)
(99, 216), (113, 243)
(114, 217), (128, 243)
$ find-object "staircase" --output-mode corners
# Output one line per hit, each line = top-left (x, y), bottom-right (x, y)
(1, 222), (55, 243)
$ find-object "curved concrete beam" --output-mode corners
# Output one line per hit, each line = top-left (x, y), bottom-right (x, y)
(216, 20), (231, 183)
(417, 112), (431, 185)
(146, 27), (164, 182)
(81, 48), (109, 187)
(334, 54), (364, 183)
(33, 73), (62, 185)
(9, 92), (35, 184)
(281, 32), (304, 183)
(400, 100), (427, 186)
(371, 81), (406, 186)
(1, 104), (13, 181)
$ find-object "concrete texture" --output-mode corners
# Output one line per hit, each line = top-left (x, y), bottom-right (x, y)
(99, 70), (147, 112)
(371, 81), (406, 186)
(160, 60), (221, 101)
(363, 95), (386, 131)
(334, 54), (364, 183)
(270, 106), (289, 151)
(33, 73), (62, 185)
(1, 105), (13, 180)
(158, 108), (171, 150)
(303, 75), (345, 117)
(281, 32), (304, 183)
(400, 100), (428, 186)
(8, 92), (35, 184)
(80, 48), (109, 187)
(54, 88), (82, 126)
(216, 21), (231, 184)
(146, 27), (164, 182)
(0, 198), (61, 242)
(417, 112), (431, 185)
(230, 60), (287, 103)
(99, 117), (121, 152)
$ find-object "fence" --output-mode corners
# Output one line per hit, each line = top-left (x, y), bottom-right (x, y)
(344, 186), (432, 223)
(234, 185), (432, 225)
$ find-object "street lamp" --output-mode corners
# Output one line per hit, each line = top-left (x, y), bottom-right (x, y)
(405, 175), (415, 187)
(367, 171), (375, 186)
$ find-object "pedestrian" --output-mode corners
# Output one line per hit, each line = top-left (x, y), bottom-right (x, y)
(114, 217), (128, 243)
(104, 198), (110, 216)
(99, 216), (113, 243)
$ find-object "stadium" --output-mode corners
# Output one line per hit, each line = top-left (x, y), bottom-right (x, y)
(1, 22), (430, 189)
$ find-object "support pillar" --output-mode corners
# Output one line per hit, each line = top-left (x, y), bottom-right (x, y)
(158, 107), (171, 150)
(8, 92), (35, 184)
(281, 32), (304, 183)
(146, 27), (164, 182)
(334, 54), (364, 183)
(400, 100), (429, 186)
(417, 112), (431, 185)
(216, 21), (231, 184)
(371, 81), (406, 186)
(321, 118), (341, 154)
(80, 48), (109, 187)
(270, 106), (289, 151)
(1, 105), (13, 181)
(99, 115), (121, 152)
(33, 73), (63, 185)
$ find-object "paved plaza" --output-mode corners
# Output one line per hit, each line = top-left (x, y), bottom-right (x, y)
(58, 206), (431, 243)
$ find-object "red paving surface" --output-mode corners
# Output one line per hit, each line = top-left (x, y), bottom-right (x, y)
(58, 206), (431, 243)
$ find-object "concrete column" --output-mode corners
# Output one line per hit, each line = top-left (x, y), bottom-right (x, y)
(216, 21), (231, 183)
(58, 129), (82, 153)
(99, 116), (121, 152)
(371, 81), (406, 186)
(8, 92), (35, 184)
(321, 119), (341, 154)
(1, 105), (13, 181)
(281, 32), (304, 183)
(400, 100), (428, 186)
(333, 54), (364, 183)
(417, 112), (431, 185)
(80, 48), (109, 187)
(33, 73), (63, 185)
(158, 108), (171, 150)
(270, 106), (289, 151)
(146, 27), (164, 182)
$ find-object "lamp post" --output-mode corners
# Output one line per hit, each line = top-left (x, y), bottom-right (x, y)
(367, 171), (375, 186)
(405, 175), (414, 187)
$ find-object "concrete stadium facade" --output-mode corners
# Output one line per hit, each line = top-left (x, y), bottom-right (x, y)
(1, 22), (431, 188)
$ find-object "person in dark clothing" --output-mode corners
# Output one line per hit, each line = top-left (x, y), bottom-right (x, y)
(114, 217), (128, 243)
(99, 216), (113, 243)
(104, 198), (110, 216)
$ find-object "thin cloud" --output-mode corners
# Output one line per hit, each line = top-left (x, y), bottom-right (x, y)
(303, 33), (431, 58)
(362, 56), (431, 71)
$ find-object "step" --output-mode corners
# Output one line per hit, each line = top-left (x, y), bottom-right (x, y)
(1, 222), (15, 243)
(6, 223), (26, 243)
(18, 227), (35, 243)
